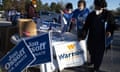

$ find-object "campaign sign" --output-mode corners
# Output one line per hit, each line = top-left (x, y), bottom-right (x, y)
(24, 33), (52, 66)
(53, 41), (84, 70)
(50, 22), (61, 28)
(42, 21), (61, 28)
(0, 41), (35, 72)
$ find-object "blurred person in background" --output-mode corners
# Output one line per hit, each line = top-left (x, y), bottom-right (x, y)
(8, 8), (17, 21)
(70, 0), (89, 37)
(60, 3), (73, 33)
(26, 2), (37, 19)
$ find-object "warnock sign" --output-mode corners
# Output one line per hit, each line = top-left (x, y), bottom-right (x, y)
(54, 42), (84, 70)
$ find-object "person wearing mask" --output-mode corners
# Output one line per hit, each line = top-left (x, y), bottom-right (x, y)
(60, 3), (73, 33)
(80, 0), (115, 71)
(26, 2), (37, 19)
(70, 0), (89, 37)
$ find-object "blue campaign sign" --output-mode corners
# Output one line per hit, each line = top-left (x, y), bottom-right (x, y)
(106, 36), (113, 48)
(49, 22), (61, 28)
(0, 41), (35, 72)
(24, 33), (52, 66)
(42, 21), (61, 28)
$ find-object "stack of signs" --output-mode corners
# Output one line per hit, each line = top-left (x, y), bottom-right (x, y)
(40, 21), (61, 31)
(49, 22), (61, 28)
(0, 33), (52, 72)
(53, 41), (84, 71)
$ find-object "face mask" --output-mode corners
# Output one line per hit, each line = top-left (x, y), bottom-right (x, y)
(68, 9), (72, 13)
(34, 5), (37, 8)
(95, 9), (103, 15)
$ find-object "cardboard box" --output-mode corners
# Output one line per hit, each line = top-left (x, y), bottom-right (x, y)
(18, 19), (37, 37)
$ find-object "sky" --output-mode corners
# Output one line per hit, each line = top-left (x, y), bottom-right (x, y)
(41, 0), (120, 10)
(0, 0), (119, 10)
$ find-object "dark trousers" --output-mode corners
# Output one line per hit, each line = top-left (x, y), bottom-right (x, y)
(88, 46), (105, 70)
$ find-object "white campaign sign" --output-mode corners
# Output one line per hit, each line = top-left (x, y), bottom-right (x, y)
(79, 40), (87, 62)
(53, 41), (85, 70)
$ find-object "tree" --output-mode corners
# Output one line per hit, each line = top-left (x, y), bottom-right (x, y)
(3, 0), (41, 13)
(55, 2), (64, 13)
(41, 3), (50, 11)
(50, 2), (56, 11)
(116, 7), (120, 15)
(36, 0), (42, 12)
(3, 0), (13, 10)
(2, 0), (64, 13)
(50, 1), (64, 13)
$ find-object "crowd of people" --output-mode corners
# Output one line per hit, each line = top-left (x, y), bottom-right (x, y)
(58, 0), (116, 72)
(5, 1), (38, 25)
(7, 0), (117, 72)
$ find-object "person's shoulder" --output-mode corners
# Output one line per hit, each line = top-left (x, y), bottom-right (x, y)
(83, 8), (90, 14)
(85, 8), (89, 12)
(73, 9), (79, 13)
(88, 11), (95, 16)
(85, 11), (95, 18)
(74, 9), (79, 11)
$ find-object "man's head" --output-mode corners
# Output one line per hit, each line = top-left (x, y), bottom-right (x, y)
(78, 0), (86, 10)
(94, 0), (107, 15)
(94, 0), (107, 10)
(65, 3), (73, 13)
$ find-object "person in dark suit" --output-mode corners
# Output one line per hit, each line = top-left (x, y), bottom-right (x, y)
(26, 2), (37, 19)
(80, 0), (115, 72)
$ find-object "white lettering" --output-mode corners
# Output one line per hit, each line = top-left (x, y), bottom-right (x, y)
(4, 48), (26, 70)
(28, 41), (39, 47)
(30, 42), (46, 52)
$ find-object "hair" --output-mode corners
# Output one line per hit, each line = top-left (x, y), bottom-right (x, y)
(94, 0), (107, 8)
(65, 3), (73, 9)
(78, 0), (86, 8)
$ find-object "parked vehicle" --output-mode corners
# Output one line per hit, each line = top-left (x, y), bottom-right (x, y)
(39, 11), (59, 23)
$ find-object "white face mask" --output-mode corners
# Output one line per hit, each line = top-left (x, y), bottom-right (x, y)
(34, 4), (37, 8)
(68, 9), (72, 13)
(95, 9), (103, 15)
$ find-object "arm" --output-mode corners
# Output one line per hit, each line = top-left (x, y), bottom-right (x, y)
(79, 14), (91, 40)
(106, 11), (116, 37)
(83, 8), (90, 21)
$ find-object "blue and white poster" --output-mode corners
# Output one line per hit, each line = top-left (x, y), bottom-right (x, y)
(24, 33), (52, 66)
(0, 41), (35, 72)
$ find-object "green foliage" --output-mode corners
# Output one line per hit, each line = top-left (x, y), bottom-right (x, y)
(2, 0), (64, 13)
(50, 2), (64, 13)
(35, 0), (42, 12)
(3, 0), (13, 10)
(50, 2), (56, 11)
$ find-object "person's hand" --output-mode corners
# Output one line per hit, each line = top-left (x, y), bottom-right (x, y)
(71, 18), (76, 24)
(77, 37), (83, 41)
(77, 39), (81, 42)
(60, 10), (64, 15)
(106, 32), (111, 37)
